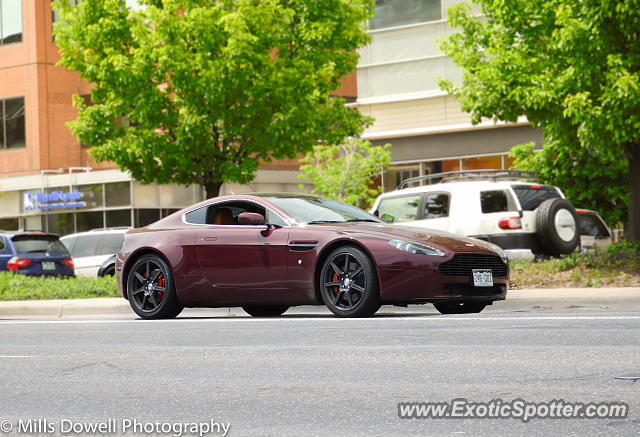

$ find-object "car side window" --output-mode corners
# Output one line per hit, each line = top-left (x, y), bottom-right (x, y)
(205, 202), (267, 226)
(185, 207), (207, 224)
(71, 235), (101, 257)
(377, 195), (421, 223)
(423, 193), (449, 219)
(481, 190), (516, 213)
(96, 234), (125, 256)
(60, 236), (76, 254)
(0, 237), (6, 252)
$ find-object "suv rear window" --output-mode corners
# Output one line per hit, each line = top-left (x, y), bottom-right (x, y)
(578, 213), (610, 238)
(11, 235), (69, 254)
(96, 234), (125, 256)
(377, 195), (420, 222)
(512, 185), (561, 210)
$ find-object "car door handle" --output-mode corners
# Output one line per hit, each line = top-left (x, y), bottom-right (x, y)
(202, 236), (218, 241)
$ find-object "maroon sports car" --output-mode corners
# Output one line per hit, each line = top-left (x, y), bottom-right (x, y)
(115, 193), (509, 318)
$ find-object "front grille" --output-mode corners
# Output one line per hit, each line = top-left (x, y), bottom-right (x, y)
(439, 254), (508, 277)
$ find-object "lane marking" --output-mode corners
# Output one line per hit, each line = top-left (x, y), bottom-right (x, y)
(0, 355), (33, 358)
(0, 315), (639, 325)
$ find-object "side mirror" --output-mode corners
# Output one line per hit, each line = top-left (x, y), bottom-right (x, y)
(238, 212), (265, 225)
(373, 210), (379, 217)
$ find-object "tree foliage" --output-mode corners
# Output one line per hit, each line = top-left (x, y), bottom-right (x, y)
(439, 0), (640, 239)
(299, 138), (391, 208)
(53, 0), (374, 197)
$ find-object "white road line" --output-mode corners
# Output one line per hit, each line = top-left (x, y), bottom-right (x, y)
(0, 355), (33, 358)
(0, 316), (639, 325)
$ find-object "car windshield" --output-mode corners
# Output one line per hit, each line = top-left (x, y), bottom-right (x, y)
(265, 196), (382, 224)
(11, 235), (69, 254)
(511, 185), (561, 210)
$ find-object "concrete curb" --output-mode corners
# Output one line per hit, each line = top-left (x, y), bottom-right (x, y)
(0, 288), (638, 318)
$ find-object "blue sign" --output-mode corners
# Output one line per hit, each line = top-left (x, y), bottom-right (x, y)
(24, 189), (86, 211)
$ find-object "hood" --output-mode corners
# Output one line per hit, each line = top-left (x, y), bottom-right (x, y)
(308, 222), (500, 255)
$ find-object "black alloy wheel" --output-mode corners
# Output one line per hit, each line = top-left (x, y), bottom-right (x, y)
(320, 246), (381, 317)
(126, 254), (183, 319)
(242, 305), (290, 317)
(434, 301), (487, 314)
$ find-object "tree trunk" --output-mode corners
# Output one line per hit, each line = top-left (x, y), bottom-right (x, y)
(624, 142), (640, 241)
(204, 181), (223, 199)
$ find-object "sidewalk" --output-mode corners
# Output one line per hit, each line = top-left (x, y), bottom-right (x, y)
(0, 287), (638, 319)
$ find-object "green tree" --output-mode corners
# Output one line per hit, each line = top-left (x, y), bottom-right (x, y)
(439, 0), (640, 240)
(53, 0), (374, 198)
(298, 138), (391, 208)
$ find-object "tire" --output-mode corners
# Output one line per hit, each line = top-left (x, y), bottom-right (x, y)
(242, 305), (289, 317)
(126, 254), (183, 319)
(434, 302), (487, 314)
(99, 265), (115, 277)
(319, 246), (381, 317)
(535, 198), (580, 256)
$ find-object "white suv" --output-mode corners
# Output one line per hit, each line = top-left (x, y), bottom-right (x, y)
(60, 228), (129, 277)
(370, 170), (580, 259)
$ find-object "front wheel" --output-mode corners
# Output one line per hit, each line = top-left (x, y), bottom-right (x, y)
(242, 305), (289, 317)
(434, 302), (487, 314)
(126, 254), (183, 319)
(319, 246), (381, 317)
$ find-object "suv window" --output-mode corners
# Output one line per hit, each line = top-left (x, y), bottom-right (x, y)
(96, 234), (125, 256)
(512, 185), (561, 210)
(423, 193), (449, 218)
(378, 195), (420, 222)
(11, 235), (69, 254)
(481, 190), (516, 213)
(0, 237), (5, 252)
(578, 213), (610, 238)
(71, 234), (101, 257)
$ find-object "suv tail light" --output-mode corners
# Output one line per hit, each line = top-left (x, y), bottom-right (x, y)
(64, 258), (75, 269)
(499, 217), (522, 230)
(7, 257), (32, 270)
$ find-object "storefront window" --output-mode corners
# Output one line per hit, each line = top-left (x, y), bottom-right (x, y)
(134, 209), (160, 227)
(0, 217), (18, 230)
(106, 209), (131, 227)
(78, 184), (104, 208)
(46, 213), (74, 236)
(370, 0), (441, 31)
(105, 182), (131, 207)
(76, 211), (104, 232)
(1, 0), (23, 45)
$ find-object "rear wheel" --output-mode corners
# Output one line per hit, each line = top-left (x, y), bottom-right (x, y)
(434, 302), (487, 314)
(242, 305), (289, 317)
(126, 254), (183, 319)
(320, 246), (381, 317)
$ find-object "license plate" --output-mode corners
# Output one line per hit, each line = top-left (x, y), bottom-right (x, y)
(42, 261), (56, 271)
(472, 269), (493, 287)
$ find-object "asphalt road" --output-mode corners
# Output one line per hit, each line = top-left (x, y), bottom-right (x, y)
(1, 292), (639, 436)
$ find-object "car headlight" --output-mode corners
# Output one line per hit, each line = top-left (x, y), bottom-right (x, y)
(477, 240), (509, 264)
(389, 239), (445, 256)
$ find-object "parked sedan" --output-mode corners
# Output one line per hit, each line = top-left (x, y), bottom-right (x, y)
(0, 231), (74, 277)
(116, 193), (509, 319)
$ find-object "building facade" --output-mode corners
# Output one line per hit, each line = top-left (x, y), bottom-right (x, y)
(0, 0), (328, 234)
(355, 0), (542, 191)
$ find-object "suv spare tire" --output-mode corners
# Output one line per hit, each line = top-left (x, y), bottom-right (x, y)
(535, 198), (579, 256)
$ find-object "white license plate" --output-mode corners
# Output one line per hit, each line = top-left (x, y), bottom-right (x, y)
(42, 261), (56, 271)
(472, 269), (493, 287)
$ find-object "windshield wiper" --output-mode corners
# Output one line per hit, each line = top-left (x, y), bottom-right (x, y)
(307, 220), (342, 224)
(346, 219), (379, 223)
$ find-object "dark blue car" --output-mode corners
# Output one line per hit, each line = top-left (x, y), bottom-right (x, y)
(0, 231), (75, 277)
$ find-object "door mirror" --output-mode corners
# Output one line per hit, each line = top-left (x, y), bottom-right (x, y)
(238, 212), (265, 225)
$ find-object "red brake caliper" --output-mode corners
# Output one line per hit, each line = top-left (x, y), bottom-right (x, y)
(157, 274), (166, 298)
(332, 273), (339, 294)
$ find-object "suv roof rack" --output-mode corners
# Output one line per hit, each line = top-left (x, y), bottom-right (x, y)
(397, 169), (538, 190)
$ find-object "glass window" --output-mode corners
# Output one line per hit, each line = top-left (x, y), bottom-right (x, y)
(423, 193), (449, 218)
(265, 196), (380, 224)
(96, 233), (125, 255)
(577, 213), (610, 238)
(0, 236), (5, 251)
(1, 97), (26, 149)
(76, 211), (104, 232)
(370, 0), (441, 31)
(481, 191), (509, 213)
(71, 234), (100, 257)
(1, 0), (23, 45)
(105, 182), (131, 207)
(106, 209), (131, 227)
(60, 235), (77, 254)
(134, 208), (160, 227)
(512, 185), (561, 211)
(377, 195), (421, 223)
(0, 217), (18, 230)
(78, 184), (104, 208)
(45, 213), (74, 236)
(185, 207), (207, 225)
(11, 235), (69, 255)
